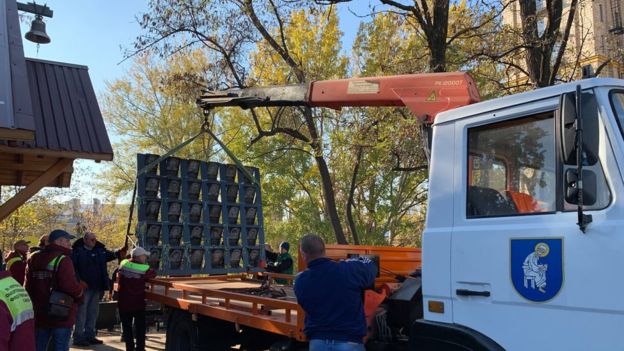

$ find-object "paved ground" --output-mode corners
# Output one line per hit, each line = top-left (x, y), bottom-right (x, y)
(69, 328), (166, 351)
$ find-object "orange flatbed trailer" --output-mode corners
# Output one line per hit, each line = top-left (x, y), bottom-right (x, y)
(146, 244), (421, 343)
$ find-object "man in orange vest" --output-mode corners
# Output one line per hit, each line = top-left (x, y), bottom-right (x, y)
(0, 266), (35, 350)
(5, 240), (30, 285)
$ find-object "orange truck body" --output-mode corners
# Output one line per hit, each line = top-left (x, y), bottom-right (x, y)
(147, 244), (421, 341)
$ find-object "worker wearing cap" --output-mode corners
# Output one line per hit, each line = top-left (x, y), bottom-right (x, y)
(117, 247), (157, 351)
(28, 235), (48, 255)
(0, 264), (35, 351)
(25, 229), (85, 351)
(294, 234), (377, 351)
(265, 241), (294, 284)
(5, 240), (30, 285)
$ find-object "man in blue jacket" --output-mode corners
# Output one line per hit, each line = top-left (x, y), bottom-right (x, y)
(294, 234), (377, 351)
(71, 232), (126, 346)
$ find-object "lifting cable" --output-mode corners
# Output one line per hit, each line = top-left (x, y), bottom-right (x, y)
(124, 111), (259, 249)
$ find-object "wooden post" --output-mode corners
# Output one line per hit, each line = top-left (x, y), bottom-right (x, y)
(0, 158), (73, 222)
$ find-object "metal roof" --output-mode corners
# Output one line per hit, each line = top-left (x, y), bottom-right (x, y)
(0, 58), (113, 160)
(0, 0), (35, 140)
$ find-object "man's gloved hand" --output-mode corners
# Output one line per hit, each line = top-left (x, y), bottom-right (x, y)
(259, 260), (267, 269)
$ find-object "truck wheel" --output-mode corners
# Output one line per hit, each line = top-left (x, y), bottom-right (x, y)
(409, 320), (504, 351)
(165, 309), (195, 351)
(165, 309), (238, 351)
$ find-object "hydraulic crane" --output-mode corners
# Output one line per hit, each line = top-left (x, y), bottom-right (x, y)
(197, 72), (481, 124)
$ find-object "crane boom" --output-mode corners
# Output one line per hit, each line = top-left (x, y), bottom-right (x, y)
(197, 72), (480, 124)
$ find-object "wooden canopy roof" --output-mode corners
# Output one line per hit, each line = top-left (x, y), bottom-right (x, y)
(0, 0), (113, 221)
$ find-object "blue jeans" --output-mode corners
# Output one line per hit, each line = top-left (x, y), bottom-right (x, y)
(36, 328), (72, 351)
(73, 289), (103, 342)
(309, 339), (365, 351)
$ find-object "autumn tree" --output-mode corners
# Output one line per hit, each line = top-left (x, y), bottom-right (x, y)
(133, 1), (352, 243)
(0, 187), (72, 254)
(317, 0), (508, 74)
(79, 202), (129, 249)
(0, 187), (40, 254)
(516, 0), (579, 87)
(101, 51), (218, 197)
(470, 0), (585, 88)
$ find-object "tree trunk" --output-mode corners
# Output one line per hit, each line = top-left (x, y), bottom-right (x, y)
(428, 39), (448, 73)
(302, 107), (347, 244)
(314, 154), (348, 244)
(518, 0), (570, 87)
(427, 0), (450, 72)
(346, 147), (363, 245)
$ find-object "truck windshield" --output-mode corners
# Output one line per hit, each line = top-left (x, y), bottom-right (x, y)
(467, 112), (556, 218)
(611, 92), (624, 137)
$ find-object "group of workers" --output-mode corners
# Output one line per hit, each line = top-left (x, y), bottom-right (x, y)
(2, 230), (376, 351)
(0, 229), (156, 351)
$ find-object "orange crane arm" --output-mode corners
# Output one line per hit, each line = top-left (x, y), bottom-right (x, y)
(197, 72), (480, 124)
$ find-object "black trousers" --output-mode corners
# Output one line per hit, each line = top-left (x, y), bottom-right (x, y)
(120, 310), (146, 351)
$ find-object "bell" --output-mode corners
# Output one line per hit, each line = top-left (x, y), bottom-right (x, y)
(25, 16), (51, 44)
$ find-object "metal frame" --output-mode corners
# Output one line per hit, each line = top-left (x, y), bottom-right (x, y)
(147, 245), (423, 342)
(146, 273), (305, 341)
(136, 154), (266, 275)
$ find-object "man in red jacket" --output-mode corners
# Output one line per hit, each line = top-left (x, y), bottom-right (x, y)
(5, 240), (30, 285)
(117, 246), (156, 351)
(0, 269), (35, 351)
(25, 230), (85, 351)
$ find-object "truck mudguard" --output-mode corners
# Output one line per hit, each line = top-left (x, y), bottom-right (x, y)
(409, 319), (504, 351)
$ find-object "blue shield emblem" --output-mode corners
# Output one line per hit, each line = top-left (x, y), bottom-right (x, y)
(510, 238), (563, 302)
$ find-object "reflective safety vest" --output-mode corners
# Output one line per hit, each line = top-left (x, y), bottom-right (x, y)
(46, 255), (65, 271)
(5, 256), (23, 271)
(119, 259), (150, 275)
(0, 276), (34, 332)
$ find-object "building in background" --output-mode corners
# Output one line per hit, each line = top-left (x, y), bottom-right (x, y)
(503, 0), (624, 81)
(57, 198), (102, 233)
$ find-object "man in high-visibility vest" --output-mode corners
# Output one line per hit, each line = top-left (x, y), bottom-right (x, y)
(0, 267), (35, 350)
(28, 235), (48, 255)
(117, 247), (156, 351)
(26, 229), (85, 351)
(5, 240), (30, 285)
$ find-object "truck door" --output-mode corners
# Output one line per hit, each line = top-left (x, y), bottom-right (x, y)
(450, 94), (624, 350)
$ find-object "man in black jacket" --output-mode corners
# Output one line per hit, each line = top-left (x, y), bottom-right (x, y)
(294, 234), (376, 351)
(71, 232), (126, 346)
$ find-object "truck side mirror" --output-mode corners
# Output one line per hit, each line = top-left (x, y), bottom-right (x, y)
(559, 92), (576, 164)
(565, 169), (597, 206)
(558, 91), (599, 165)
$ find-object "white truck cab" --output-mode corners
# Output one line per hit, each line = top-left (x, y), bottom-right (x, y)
(420, 78), (624, 350)
(196, 74), (624, 350)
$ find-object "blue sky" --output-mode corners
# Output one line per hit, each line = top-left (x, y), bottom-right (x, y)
(18, 1), (376, 201)
(20, 1), (375, 95)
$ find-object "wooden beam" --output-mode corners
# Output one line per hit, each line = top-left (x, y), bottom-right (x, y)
(0, 128), (35, 141)
(17, 154), (24, 185)
(0, 145), (113, 161)
(0, 171), (73, 187)
(0, 159), (73, 172)
(0, 158), (73, 222)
